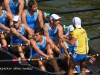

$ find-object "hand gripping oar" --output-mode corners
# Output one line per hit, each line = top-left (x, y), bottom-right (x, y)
(0, 57), (60, 63)
(0, 31), (10, 34)
(63, 41), (81, 74)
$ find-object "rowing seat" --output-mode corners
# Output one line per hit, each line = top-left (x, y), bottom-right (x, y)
(73, 68), (90, 74)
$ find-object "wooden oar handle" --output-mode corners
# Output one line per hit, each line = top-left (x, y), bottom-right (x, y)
(7, 44), (28, 47)
(0, 31), (10, 34)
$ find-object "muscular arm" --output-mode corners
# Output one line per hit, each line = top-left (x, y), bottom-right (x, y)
(58, 25), (64, 38)
(18, 0), (24, 16)
(47, 38), (62, 55)
(24, 24), (33, 39)
(30, 39), (48, 57)
(4, 0), (11, 14)
(21, 10), (28, 26)
(10, 27), (29, 43)
(0, 23), (10, 31)
(38, 10), (44, 28)
(43, 24), (50, 39)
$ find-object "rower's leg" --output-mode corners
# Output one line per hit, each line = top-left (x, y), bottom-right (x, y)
(68, 60), (75, 75)
(38, 60), (46, 71)
(46, 44), (60, 72)
(18, 46), (25, 58)
(0, 34), (7, 46)
(80, 61), (86, 75)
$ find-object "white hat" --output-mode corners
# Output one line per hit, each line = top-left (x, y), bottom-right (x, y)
(72, 17), (81, 28)
(12, 15), (21, 21)
(65, 25), (74, 36)
(50, 14), (61, 20)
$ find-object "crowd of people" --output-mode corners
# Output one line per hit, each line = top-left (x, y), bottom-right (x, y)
(0, 0), (89, 75)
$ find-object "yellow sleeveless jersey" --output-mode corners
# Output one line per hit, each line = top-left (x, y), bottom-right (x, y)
(72, 28), (89, 54)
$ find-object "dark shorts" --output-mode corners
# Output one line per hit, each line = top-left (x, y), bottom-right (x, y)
(73, 53), (88, 62)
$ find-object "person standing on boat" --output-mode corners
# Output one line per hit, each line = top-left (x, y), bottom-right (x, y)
(4, 0), (24, 16)
(21, 0), (44, 32)
(0, 0), (13, 48)
(10, 15), (32, 59)
(43, 14), (63, 46)
(65, 17), (89, 75)
(30, 27), (65, 73)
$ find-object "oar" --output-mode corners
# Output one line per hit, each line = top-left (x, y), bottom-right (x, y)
(88, 54), (99, 58)
(88, 36), (100, 41)
(62, 40), (81, 74)
(36, 0), (54, 2)
(45, 8), (100, 16)
(63, 22), (100, 29)
(0, 57), (60, 62)
(0, 31), (10, 34)
(0, 44), (27, 48)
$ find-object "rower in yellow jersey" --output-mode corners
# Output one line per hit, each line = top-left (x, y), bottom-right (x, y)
(65, 17), (89, 75)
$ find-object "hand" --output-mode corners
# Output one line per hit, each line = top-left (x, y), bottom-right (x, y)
(45, 55), (51, 60)
(60, 54), (65, 60)
(67, 54), (70, 59)
(26, 40), (30, 46)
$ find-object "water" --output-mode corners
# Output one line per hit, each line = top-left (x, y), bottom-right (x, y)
(38, 0), (100, 53)
(1, 0), (100, 75)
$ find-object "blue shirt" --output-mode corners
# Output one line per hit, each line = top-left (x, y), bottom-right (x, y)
(10, 24), (26, 45)
(25, 9), (38, 30)
(0, 10), (7, 31)
(30, 36), (47, 58)
(46, 23), (58, 42)
(9, 0), (19, 15)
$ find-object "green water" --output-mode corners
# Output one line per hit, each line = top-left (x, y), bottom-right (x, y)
(38, 0), (100, 53)
(0, 0), (100, 75)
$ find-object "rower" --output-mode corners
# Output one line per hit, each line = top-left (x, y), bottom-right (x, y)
(43, 14), (63, 46)
(60, 25), (74, 64)
(10, 15), (32, 59)
(30, 27), (65, 73)
(4, 0), (24, 16)
(65, 17), (89, 75)
(0, 0), (13, 48)
(21, 0), (44, 31)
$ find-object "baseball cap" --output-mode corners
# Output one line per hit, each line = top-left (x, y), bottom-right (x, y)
(12, 15), (21, 22)
(50, 14), (61, 20)
(65, 25), (74, 36)
(72, 17), (81, 28)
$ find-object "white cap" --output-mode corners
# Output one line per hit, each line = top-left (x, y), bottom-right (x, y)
(72, 17), (81, 28)
(12, 15), (21, 21)
(65, 25), (74, 36)
(50, 14), (61, 20)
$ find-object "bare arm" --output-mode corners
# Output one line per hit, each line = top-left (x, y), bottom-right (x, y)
(0, 23), (10, 31)
(66, 37), (76, 46)
(38, 10), (44, 28)
(47, 38), (62, 55)
(58, 25), (64, 38)
(18, 0), (24, 16)
(43, 24), (50, 39)
(10, 27), (29, 43)
(21, 10), (28, 26)
(4, 0), (12, 14)
(24, 24), (33, 39)
(30, 39), (48, 57)
(6, 12), (13, 20)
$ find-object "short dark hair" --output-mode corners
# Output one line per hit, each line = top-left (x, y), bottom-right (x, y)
(28, 0), (37, 9)
(34, 27), (44, 35)
(0, 0), (4, 6)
